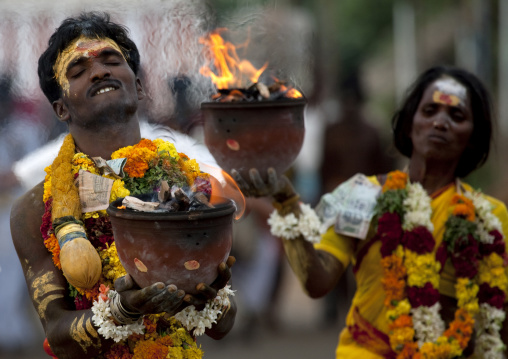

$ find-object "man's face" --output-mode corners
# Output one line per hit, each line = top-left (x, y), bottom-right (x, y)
(53, 36), (143, 130)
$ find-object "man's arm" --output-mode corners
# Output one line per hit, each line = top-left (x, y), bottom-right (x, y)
(11, 183), (114, 358)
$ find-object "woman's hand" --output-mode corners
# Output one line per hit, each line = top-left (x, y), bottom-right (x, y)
(114, 274), (186, 317)
(231, 167), (297, 204)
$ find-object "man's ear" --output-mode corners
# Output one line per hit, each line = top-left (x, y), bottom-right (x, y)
(52, 99), (70, 123)
(136, 78), (145, 100)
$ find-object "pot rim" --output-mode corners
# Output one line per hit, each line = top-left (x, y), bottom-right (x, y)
(201, 97), (307, 110)
(107, 196), (236, 221)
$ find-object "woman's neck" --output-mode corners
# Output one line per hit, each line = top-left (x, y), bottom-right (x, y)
(408, 158), (457, 195)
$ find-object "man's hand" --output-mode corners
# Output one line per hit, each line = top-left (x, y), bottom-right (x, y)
(183, 256), (235, 308)
(231, 168), (297, 203)
(114, 274), (186, 316)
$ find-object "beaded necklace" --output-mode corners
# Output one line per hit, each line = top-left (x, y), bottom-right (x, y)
(377, 170), (507, 358)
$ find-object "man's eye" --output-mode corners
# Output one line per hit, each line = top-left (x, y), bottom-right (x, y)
(69, 69), (84, 78)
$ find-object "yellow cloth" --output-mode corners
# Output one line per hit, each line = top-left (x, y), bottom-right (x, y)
(314, 176), (508, 358)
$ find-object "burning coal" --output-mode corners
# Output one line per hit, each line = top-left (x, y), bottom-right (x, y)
(200, 29), (303, 102)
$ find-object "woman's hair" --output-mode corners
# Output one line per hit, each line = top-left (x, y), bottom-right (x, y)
(38, 11), (141, 104)
(392, 65), (493, 178)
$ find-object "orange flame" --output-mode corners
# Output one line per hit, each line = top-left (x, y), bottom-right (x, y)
(200, 28), (268, 89)
(200, 163), (245, 221)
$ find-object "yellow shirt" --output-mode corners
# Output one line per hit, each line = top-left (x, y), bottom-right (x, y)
(314, 176), (508, 358)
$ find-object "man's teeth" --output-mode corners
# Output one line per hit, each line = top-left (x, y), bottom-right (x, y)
(95, 87), (115, 95)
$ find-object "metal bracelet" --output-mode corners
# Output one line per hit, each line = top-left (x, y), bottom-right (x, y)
(109, 291), (142, 325)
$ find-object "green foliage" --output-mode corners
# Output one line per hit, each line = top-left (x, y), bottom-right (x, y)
(124, 157), (188, 196)
(443, 215), (477, 251)
(374, 188), (407, 218)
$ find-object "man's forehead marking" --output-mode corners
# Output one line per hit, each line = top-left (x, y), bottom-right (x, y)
(53, 35), (126, 95)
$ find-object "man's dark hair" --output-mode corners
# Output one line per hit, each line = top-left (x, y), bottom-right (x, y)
(392, 65), (493, 178)
(38, 11), (140, 104)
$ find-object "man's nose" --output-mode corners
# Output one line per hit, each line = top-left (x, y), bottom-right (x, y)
(89, 60), (111, 81)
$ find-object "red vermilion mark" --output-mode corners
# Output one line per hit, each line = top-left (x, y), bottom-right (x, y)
(439, 93), (453, 105)
(226, 139), (240, 151)
(134, 258), (148, 272)
(184, 260), (200, 270)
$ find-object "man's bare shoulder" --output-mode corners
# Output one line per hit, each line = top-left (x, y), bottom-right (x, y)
(11, 181), (45, 248)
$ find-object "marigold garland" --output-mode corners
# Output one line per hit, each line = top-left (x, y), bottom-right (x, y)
(376, 170), (507, 358)
(41, 137), (219, 358)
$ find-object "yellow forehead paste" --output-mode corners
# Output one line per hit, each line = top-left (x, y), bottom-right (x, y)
(432, 90), (460, 106)
(53, 35), (126, 95)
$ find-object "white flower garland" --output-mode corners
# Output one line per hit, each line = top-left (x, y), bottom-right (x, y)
(174, 285), (235, 336)
(475, 303), (507, 358)
(402, 182), (434, 232)
(268, 203), (322, 243)
(466, 190), (502, 244)
(91, 290), (145, 343)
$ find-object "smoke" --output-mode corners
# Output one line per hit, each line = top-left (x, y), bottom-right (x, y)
(0, 0), (216, 121)
(0, 0), (315, 124)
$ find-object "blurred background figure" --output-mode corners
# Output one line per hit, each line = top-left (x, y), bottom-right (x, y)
(0, 75), (50, 356)
(230, 197), (285, 340)
(318, 68), (394, 328)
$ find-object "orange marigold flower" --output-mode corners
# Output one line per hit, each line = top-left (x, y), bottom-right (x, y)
(383, 171), (408, 192)
(389, 314), (413, 330)
(44, 234), (61, 269)
(143, 317), (157, 335)
(132, 339), (169, 359)
(453, 203), (475, 222)
(136, 139), (157, 151)
(397, 342), (419, 358)
(451, 194), (475, 221)
(157, 335), (173, 347)
(83, 284), (100, 302)
(443, 309), (474, 349)
(381, 255), (406, 277)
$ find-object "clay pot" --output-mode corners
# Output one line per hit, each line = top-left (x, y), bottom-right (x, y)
(107, 197), (235, 295)
(202, 99), (306, 180)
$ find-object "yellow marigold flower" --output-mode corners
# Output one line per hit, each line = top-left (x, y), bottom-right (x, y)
(72, 153), (100, 175)
(389, 327), (414, 350)
(455, 278), (479, 311)
(111, 145), (134, 159)
(178, 153), (201, 185)
(382, 170), (408, 192)
(420, 340), (451, 359)
(82, 211), (101, 220)
(100, 243), (127, 282)
(43, 165), (52, 202)
(154, 139), (179, 158)
(110, 179), (130, 202)
(405, 251), (440, 288)
(386, 299), (411, 320)
(395, 244), (405, 258)
(478, 254), (508, 291)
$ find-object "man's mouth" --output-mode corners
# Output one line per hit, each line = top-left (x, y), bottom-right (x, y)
(94, 86), (116, 96)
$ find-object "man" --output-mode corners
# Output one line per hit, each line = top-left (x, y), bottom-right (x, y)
(10, 12), (236, 358)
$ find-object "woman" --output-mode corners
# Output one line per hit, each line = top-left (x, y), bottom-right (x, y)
(233, 66), (508, 358)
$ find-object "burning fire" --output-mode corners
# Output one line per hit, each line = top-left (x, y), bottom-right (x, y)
(200, 28), (303, 101)
(201, 163), (245, 221)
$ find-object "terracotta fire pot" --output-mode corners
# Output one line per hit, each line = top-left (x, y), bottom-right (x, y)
(107, 197), (235, 295)
(201, 99), (306, 180)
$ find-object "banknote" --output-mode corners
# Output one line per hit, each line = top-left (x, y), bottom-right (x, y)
(78, 170), (114, 212)
(315, 173), (381, 239)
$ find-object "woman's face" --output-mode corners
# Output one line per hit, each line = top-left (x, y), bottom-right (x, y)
(410, 77), (474, 165)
